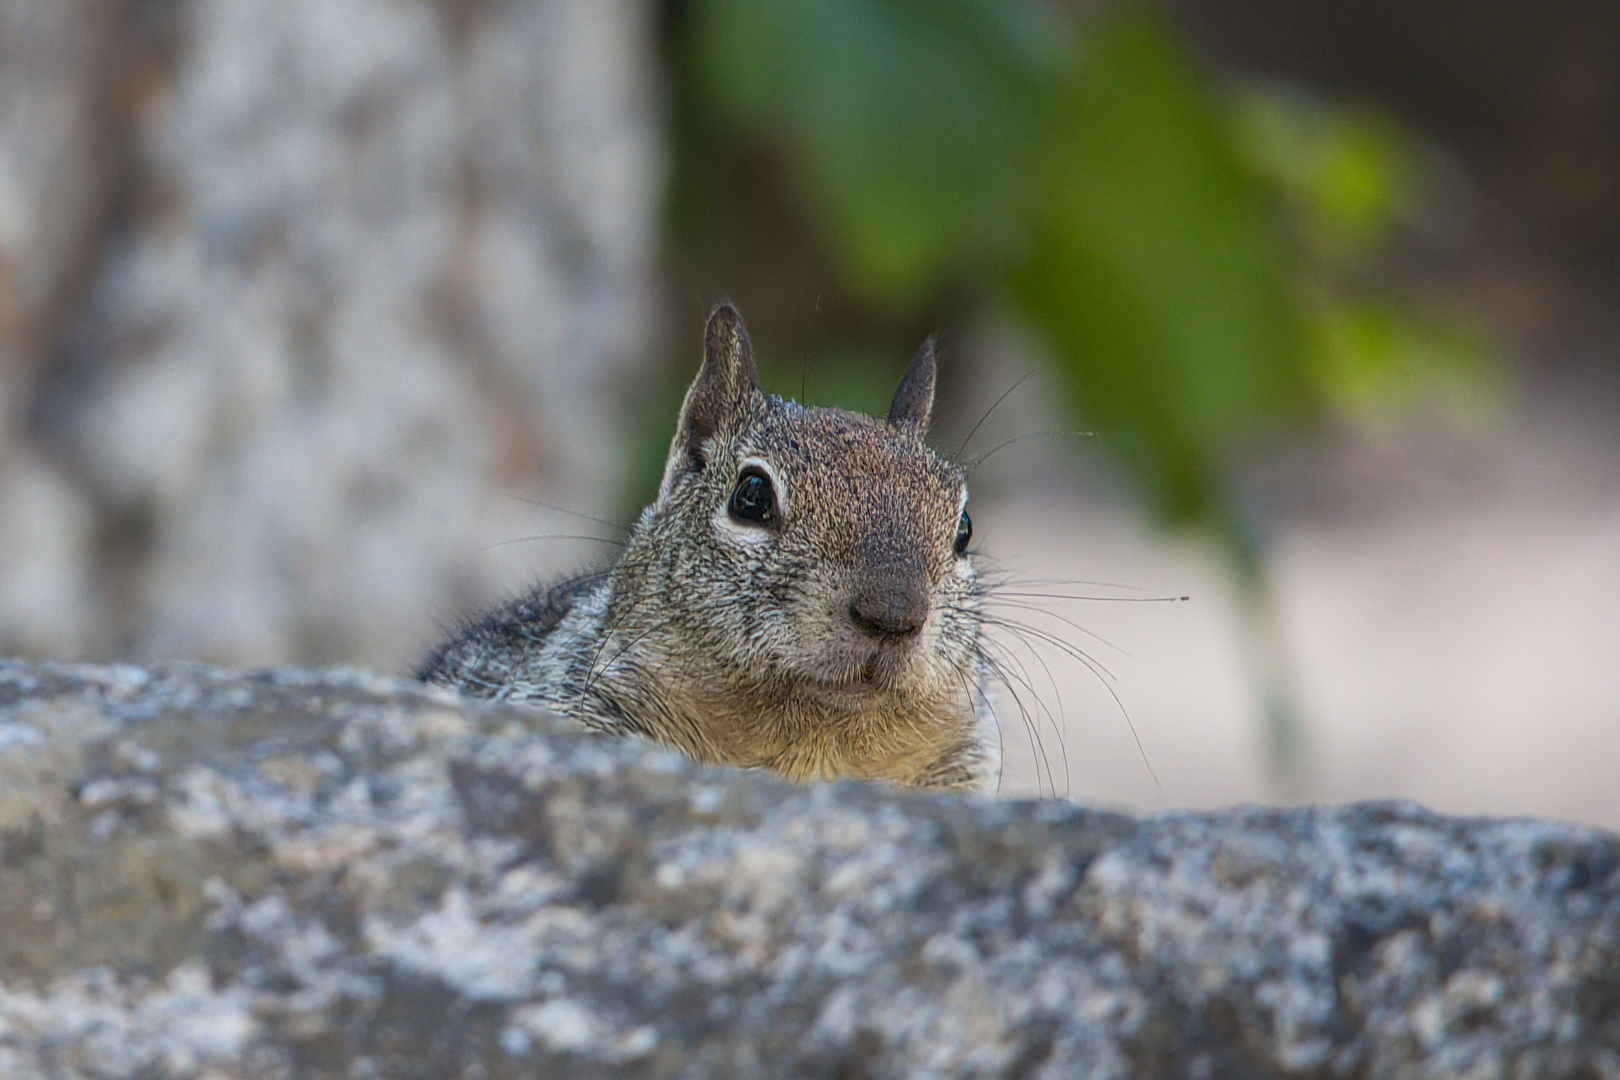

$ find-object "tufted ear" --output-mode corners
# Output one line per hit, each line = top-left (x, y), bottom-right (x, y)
(887, 336), (936, 428)
(673, 303), (759, 470)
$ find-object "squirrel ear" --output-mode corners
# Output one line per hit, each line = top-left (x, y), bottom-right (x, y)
(677, 302), (760, 466)
(888, 336), (936, 428)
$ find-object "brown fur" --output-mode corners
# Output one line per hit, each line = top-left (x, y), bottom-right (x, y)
(419, 304), (996, 791)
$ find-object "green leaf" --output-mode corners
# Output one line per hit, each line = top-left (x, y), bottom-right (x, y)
(689, 0), (1060, 300)
(1228, 85), (1417, 264)
(1015, 11), (1303, 521)
(1306, 300), (1501, 424)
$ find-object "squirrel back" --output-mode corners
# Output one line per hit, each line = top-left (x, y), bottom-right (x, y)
(419, 304), (998, 791)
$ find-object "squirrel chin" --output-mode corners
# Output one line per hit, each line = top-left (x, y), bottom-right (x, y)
(803, 677), (883, 705)
(797, 648), (915, 698)
(820, 633), (924, 674)
(793, 658), (930, 713)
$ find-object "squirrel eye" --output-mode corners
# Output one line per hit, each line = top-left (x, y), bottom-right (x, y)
(953, 510), (972, 556)
(728, 470), (776, 524)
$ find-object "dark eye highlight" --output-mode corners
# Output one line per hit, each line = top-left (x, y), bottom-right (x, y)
(728, 469), (776, 525)
(953, 510), (972, 556)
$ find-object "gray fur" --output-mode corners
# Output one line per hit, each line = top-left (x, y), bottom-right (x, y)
(419, 304), (999, 791)
(888, 336), (937, 427)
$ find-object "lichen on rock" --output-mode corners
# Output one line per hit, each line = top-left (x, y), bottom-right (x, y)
(0, 660), (1616, 1078)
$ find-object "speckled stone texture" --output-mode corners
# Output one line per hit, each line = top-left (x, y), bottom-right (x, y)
(0, 0), (661, 666)
(1, 661), (1616, 1079)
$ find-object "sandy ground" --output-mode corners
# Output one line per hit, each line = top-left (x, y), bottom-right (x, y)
(982, 397), (1620, 831)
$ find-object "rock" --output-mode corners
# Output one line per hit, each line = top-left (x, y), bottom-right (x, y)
(0, 0), (111, 659)
(0, 0), (662, 667)
(0, 660), (1616, 1078)
(0, 0), (107, 335)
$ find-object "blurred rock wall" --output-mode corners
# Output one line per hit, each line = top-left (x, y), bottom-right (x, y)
(0, 0), (663, 667)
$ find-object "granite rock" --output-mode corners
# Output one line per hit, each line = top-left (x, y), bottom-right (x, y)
(0, 660), (1616, 1078)
(0, 0), (662, 666)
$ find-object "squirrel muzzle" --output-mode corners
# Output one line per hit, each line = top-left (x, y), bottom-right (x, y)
(848, 569), (929, 641)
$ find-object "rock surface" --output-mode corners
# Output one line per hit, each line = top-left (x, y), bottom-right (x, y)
(0, 660), (1616, 1079)
(0, 0), (661, 666)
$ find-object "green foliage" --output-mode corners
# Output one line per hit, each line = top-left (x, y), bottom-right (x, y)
(1012, 12), (1303, 522)
(1305, 301), (1500, 426)
(1229, 86), (1502, 431)
(1230, 85), (1416, 262)
(690, 0), (1054, 300)
(679, 0), (1493, 528)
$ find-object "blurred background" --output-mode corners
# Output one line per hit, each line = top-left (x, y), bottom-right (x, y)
(1, 0), (1616, 825)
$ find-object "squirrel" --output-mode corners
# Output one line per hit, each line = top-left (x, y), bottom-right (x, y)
(418, 303), (999, 791)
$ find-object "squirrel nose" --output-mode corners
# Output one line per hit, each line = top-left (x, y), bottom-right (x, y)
(848, 581), (928, 640)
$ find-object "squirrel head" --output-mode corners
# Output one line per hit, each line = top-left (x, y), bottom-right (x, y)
(625, 303), (979, 721)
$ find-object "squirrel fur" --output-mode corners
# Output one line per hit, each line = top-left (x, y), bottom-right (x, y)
(418, 303), (999, 791)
